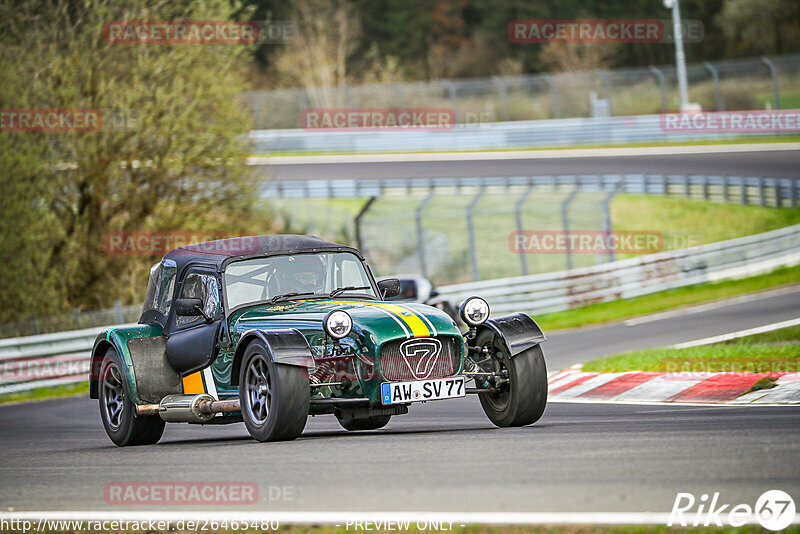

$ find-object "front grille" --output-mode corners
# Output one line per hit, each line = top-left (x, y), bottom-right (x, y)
(380, 336), (459, 381)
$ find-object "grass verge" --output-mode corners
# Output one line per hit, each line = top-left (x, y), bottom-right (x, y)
(535, 264), (800, 332)
(0, 381), (88, 406)
(582, 324), (800, 374)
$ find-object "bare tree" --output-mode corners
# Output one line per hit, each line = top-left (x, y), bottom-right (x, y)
(274, 0), (359, 108)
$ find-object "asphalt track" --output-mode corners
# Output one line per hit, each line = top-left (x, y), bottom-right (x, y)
(261, 147), (800, 181)
(0, 286), (798, 513)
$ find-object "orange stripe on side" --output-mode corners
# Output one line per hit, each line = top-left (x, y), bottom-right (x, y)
(182, 371), (205, 394)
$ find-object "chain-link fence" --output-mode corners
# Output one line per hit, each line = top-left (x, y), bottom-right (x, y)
(265, 174), (800, 286)
(244, 54), (800, 130)
(356, 186), (611, 285)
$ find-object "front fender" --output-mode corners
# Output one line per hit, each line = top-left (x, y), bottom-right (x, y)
(231, 328), (315, 386)
(473, 312), (546, 357)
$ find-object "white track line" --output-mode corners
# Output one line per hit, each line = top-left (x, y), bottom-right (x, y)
(672, 317), (800, 349)
(623, 285), (800, 326)
(248, 142), (800, 165)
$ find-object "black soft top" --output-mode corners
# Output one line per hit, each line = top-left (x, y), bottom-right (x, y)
(163, 234), (363, 274)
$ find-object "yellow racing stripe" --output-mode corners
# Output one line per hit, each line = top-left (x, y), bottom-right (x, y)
(372, 303), (430, 337)
(326, 300), (431, 338)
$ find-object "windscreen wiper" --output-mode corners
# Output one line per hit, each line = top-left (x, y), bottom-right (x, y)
(329, 285), (372, 298)
(270, 291), (318, 304)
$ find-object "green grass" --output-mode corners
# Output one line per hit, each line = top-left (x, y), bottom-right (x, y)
(745, 375), (780, 394)
(583, 323), (800, 374)
(583, 343), (800, 374)
(0, 381), (88, 406)
(535, 264), (800, 332)
(736, 324), (800, 344)
(611, 195), (800, 257)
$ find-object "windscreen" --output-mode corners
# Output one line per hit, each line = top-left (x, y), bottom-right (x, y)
(224, 252), (375, 310)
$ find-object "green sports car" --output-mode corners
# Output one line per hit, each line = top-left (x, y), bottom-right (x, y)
(90, 235), (547, 445)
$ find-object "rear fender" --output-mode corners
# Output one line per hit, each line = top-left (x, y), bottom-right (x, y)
(89, 330), (137, 402)
(89, 324), (166, 404)
(472, 312), (546, 357)
(231, 328), (314, 387)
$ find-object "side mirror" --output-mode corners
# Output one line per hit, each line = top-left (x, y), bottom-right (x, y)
(174, 298), (203, 316)
(378, 278), (402, 300)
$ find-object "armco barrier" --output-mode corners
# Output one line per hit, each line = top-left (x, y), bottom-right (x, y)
(260, 174), (800, 208)
(436, 223), (800, 315)
(249, 114), (799, 153)
(1, 225), (798, 395)
(0, 324), (136, 396)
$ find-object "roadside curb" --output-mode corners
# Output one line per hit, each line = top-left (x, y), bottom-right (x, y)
(547, 365), (800, 405)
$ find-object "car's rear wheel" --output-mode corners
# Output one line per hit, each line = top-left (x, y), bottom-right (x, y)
(239, 341), (309, 442)
(336, 413), (391, 431)
(474, 329), (547, 427)
(99, 347), (165, 446)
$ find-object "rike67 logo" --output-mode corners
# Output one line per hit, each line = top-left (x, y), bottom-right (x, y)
(669, 490), (796, 530)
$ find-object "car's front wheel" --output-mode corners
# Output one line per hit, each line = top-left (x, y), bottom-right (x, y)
(99, 347), (165, 446)
(239, 341), (309, 442)
(473, 329), (547, 427)
(336, 413), (391, 431)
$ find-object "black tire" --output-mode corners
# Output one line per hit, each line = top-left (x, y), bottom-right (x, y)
(474, 329), (547, 427)
(336, 413), (391, 431)
(99, 348), (165, 446)
(239, 341), (309, 442)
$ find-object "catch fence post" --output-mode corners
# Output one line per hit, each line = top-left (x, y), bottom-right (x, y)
(561, 185), (580, 270)
(467, 187), (487, 281)
(415, 191), (436, 278)
(703, 62), (723, 110)
(761, 57), (780, 109)
(515, 183), (536, 275)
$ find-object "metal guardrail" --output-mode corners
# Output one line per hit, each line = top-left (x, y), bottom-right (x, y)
(249, 113), (799, 153)
(0, 325), (136, 396)
(1, 225), (798, 395)
(436, 224), (800, 315)
(261, 174), (800, 208)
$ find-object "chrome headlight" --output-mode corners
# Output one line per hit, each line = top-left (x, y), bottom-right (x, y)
(460, 297), (490, 326)
(323, 310), (352, 339)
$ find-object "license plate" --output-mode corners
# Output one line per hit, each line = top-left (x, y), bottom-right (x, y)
(381, 377), (465, 405)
